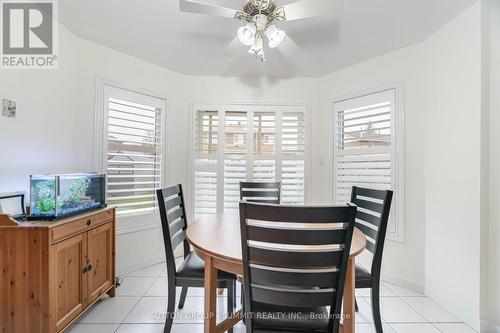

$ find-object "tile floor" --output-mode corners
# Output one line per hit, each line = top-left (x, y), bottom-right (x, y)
(68, 262), (478, 333)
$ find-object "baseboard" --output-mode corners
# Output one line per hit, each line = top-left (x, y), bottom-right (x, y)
(116, 255), (165, 276)
(481, 320), (500, 333)
(381, 272), (425, 294)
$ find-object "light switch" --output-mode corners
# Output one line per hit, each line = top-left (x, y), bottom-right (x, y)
(2, 99), (16, 118)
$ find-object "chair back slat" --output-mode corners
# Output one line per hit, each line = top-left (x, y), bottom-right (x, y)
(350, 186), (393, 280)
(157, 185), (189, 277)
(250, 285), (336, 308)
(249, 265), (339, 289)
(247, 225), (348, 246)
(240, 182), (281, 205)
(240, 202), (357, 332)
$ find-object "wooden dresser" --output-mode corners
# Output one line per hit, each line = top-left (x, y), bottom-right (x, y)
(0, 207), (116, 333)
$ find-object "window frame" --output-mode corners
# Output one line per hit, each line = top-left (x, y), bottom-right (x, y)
(189, 103), (311, 220)
(331, 84), (405, 242)
(93, 78), (170, 234)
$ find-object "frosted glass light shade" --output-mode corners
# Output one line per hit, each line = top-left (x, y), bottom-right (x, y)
(265, 25), (285, 48)
(237, 23), (256, 46)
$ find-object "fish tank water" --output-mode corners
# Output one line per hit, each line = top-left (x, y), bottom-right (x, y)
(29, 173), (106, 220)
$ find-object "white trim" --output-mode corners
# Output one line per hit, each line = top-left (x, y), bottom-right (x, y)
(188, 102), (311, 219)
(481, 321), (500, 333)
(381, 272), (425, 295)
(93, 77), (171, 233)
(330, 82), (405, 242)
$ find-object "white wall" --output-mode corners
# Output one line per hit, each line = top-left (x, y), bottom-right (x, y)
(73, 35), (187, 274)
(0, 27), (81, 194)
(485, 0), (500, 329)
(422, 3), (482, 329)
(0, 4), (487, 327)
(317, 45), (427, 290)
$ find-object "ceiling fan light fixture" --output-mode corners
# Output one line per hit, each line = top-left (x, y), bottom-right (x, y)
(248, 35), (265, 62)
(237, 23), (256, 46)
(265, 25), (285, 48)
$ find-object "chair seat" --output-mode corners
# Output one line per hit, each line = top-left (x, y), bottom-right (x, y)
(355, 264), (373, 288)
(252, 302), (330, 332)
(176, 251), (236, 281)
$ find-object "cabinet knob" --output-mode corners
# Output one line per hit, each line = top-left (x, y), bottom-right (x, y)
(83, 267), (88, 274)
(86, 220), (91, 226)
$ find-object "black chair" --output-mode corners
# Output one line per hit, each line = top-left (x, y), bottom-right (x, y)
(350, 186), (393, 333)
(239, 202), (357, 333)
(157, 185), (236, 333)
(240, 182), (281, 204)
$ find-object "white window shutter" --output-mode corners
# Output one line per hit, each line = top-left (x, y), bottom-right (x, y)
(333, 89), (402, 240)
(193, 111), (219, 218)
(106, 96), (164, 216)
(192, 105), (308, 218)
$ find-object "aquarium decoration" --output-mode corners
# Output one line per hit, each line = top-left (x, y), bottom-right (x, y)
(29, 173), (106, 220)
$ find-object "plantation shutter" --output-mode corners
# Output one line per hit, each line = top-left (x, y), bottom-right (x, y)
(333, 89), (398, 235)
(253, 112), (276, 182)
(193, 110), (219, 217)
(104, 87), (165, 216)
(224, 111), (248, 212)
(192, 105), (308, 218)
(281, 112), (306, 205)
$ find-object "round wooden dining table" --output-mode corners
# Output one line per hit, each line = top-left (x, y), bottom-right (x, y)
(186, 212), (367, 333)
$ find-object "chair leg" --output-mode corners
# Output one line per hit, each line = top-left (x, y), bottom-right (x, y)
(164, 282), (176, 333)
(371, 285), (383, 333)
(355, 297), (359, 312)
(178, 287), (188, 309)
(227, 282), (234, 333)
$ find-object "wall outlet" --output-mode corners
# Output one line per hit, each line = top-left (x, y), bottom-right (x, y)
(2, 99), (16, 118)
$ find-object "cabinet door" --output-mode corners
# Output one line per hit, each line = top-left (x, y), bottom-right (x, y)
(51, 233), (87, 332)
(86, 222), (114, 304)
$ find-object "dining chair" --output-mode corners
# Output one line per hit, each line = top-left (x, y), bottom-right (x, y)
(240, 182), (281, 204)
(157, 184), (236, 333)
(350, 186), (393, 333)
(239, 202), (357, 333)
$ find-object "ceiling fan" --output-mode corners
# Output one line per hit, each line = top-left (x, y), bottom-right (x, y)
(179, 0), (343, 62)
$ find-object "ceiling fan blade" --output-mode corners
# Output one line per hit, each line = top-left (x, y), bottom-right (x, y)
(179, 0), (238, 19)
(224, 37), (243, 57)
(282, 0), (343, 21)
(277, 34), (299, 57)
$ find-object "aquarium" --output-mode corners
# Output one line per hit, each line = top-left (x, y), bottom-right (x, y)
(29, 173), (106, 220)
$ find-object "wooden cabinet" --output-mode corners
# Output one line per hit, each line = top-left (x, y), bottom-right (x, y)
(0, 208), (116, 333)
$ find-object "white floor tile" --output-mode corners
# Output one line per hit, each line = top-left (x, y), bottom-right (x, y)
(356, 323), (396, 333)
(123, 296), (231, 324)
(356, 284), (396, 297)
(433, 323), (478, 333)
(145, 279), (207, 297)
(353, 297), (376, 323)
(115, 324), (164, 333)
(116, 277), (156, 297)
(66, 324), (119, 333)
(175, 296), (230, 323)
(123, 297), (168, 324)
(79, 296), (141, 324)
(127, 263), (166, 278)
(171, 324), (204, 333)
(390, 323), (441, 333)
(374, 297), (427, 323)
(402, 297), (460, 323)
(385, 283), (423, 297)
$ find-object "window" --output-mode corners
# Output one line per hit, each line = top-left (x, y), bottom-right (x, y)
(193, 105), (307, 218)
(333, 89), (403, 241)
(99, 85), (166, 216)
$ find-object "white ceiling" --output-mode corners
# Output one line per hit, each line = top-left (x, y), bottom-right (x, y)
(59, 0), (478, 77)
